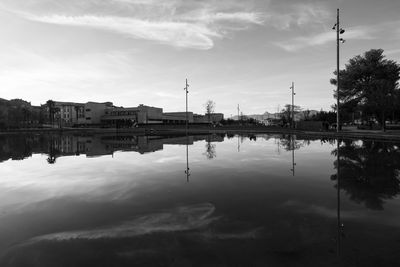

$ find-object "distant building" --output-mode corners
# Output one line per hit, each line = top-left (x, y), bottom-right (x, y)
(83, 102), (113, 125)
(193, 113), (224, 124)
(102, 104), (163, 126)
(163, 112), (194, 124)
(41, 101), (85, 126)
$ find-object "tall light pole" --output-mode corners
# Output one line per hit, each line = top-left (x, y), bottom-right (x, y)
(290, 82), (295, 129)
(333, 9), (345, 132)
(237, 104), (240, 122)
(184, 79), (189, 134)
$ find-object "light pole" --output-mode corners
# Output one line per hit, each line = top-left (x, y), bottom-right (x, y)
(237, 104), (240, 122)
(333, 9), (345, 132)
(290, 82), (295, 129)
(184, 79), (189, 134)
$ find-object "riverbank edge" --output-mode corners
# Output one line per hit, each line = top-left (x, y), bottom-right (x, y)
(1, 126), (400, 141)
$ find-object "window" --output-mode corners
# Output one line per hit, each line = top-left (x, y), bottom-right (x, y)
(86, 117), (91, 120)
(85, 109), (91, 112)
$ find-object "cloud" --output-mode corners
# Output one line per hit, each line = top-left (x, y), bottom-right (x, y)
(25, 14), (219, 50)
(4, 0), (264, 50)
(263, 2), (331, 31)
(275, 26), (375, 52)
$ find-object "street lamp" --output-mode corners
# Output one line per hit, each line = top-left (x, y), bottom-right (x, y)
(333, 9), (345, 132)
(290, 82), (295, 129)
(184, 79), (189, 134)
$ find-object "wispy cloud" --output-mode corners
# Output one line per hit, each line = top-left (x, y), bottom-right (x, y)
(26, 14), (220, 50)
(4, 0), (264, 50)
(263, 2), (331, 31)
(274, 26), (375, 52)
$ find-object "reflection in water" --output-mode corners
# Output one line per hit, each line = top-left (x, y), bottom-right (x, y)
(290, 135), (296, 176)
(331, 139), (400, 210)
(203, 134), (223, 160)
(30, 203), (217, 241)
(185, 135), (190, 182)
(1, 134), (400, 266)
(204, 142), (216, 160)
(0, 134), (224, 165)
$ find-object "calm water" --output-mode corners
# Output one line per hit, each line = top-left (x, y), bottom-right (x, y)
(0, 133), (399, 266)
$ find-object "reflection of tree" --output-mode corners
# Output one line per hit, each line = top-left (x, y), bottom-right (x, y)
(331, 140), (400, 210)
(47, 136), (61, 164)
(204, 142), (216, 159)
(279, 135), (304, 151)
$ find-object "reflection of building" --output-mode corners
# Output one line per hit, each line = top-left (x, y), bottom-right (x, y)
(0, 133), (226, 163)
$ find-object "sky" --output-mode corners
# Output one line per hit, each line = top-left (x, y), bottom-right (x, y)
(0, 0), (399, 116)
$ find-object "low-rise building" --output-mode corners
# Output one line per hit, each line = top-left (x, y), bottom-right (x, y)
(193, 113), (224, 124)
(162, 112), (194, 124)
(83, 102), (113, 125)
(101, 104), (163, 126)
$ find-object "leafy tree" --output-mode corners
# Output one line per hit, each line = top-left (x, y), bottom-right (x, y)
(330, 49), (400, 130)
(280, 104), (301, 126)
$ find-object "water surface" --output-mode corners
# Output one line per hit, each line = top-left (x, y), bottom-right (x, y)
(0, 133), (399, 266)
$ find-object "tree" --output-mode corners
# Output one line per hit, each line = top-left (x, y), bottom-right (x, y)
(280, 104), (301, 126)
(330, 49), (400, 131)
(204, 100), (215, 123)
(46, 100), (56, 126)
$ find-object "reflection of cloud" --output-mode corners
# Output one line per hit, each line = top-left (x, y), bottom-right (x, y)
(282, 200), (357, 219)
(154, 155), (182, 163)
(199, 227), (263, 240)
(31, 203), (218, 241)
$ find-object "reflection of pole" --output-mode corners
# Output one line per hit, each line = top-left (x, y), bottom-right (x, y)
(185, 139), (190, 182)
(337, 138), (341, 256)
(290, 135), (296, 176)
(237, 135), (240, 152)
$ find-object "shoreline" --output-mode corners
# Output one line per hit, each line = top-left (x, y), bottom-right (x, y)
(1, 126), (400, 141)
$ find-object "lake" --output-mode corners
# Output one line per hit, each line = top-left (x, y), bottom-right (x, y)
(0, 133), (399, 266)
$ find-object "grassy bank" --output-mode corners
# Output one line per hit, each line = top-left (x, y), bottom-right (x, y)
(1, 125), (400, 141)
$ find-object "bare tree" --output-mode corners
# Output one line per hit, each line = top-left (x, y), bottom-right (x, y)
(204, 100), (215, 123)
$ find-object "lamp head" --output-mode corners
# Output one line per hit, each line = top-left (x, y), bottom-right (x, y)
(340, 28), (345, 34)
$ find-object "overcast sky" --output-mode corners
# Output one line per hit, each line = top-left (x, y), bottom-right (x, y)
(0, 0), (399, 116)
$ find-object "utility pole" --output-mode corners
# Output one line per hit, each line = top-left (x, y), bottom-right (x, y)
(333, 9), (345, 132)
(290, 82), (295, 129)
(237, 104), (240, 122)
(336, 9), (340, 133)
(184, 79), (189, 134)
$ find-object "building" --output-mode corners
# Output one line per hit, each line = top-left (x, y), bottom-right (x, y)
(193, 113), (224, 124)
(83, 102), (113, 125)
(101, 104), (163, 126)
(41, 101), (85, 127)
(162, 112), (194, 124)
